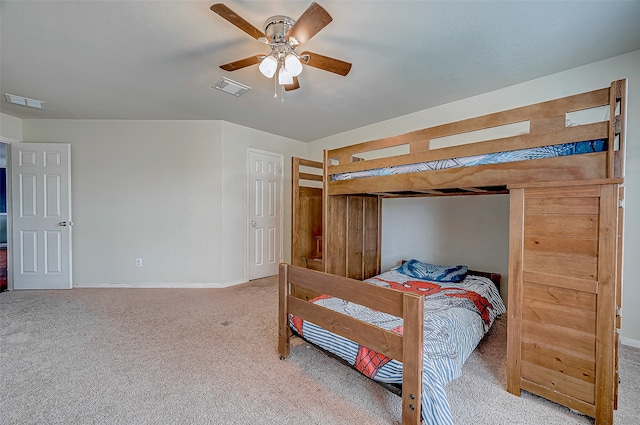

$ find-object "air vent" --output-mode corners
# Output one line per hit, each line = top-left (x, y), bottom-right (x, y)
(213, 77), (251, 97)
(5, 93), (44, 109)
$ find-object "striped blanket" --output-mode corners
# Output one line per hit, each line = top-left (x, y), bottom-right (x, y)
(290, 268), (506, 425)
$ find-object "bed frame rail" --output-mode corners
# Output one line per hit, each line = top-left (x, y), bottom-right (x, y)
(278, 263), (424, 425)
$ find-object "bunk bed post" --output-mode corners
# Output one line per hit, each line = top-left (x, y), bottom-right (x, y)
(278, 263), (291, 359)
(594, 184), (619, 424)
(291, 157), (302, 267)
(506, 188), (524, 396)
(610, 79), (627, 179)
(401, 292), (424, 425)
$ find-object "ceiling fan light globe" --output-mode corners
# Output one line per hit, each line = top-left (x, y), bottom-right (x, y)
(284, 54), (303, 77)
(278, 67), (294, 85)
(259, 55), (278, 78)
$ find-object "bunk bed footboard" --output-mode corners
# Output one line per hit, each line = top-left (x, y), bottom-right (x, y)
(278, 263), (424, 425)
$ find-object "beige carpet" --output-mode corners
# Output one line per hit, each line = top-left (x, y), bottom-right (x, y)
(1, 276), (638, 424)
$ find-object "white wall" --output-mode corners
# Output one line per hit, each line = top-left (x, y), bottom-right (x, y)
(308, 50), (640, 344)
(219, 121), (308, 284)
(20, 119), (306, 287)
(0, 113), (22, 142)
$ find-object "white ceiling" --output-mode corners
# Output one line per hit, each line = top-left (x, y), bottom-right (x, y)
(1, 1), (640, 142)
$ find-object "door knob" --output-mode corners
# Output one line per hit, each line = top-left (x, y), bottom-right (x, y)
(250, 220), (257, 228)
(58, 221), (74, 227)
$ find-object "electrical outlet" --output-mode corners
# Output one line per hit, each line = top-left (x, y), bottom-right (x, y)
(135, 258), (143, 267)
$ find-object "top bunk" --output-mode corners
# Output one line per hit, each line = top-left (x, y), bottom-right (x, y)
(324, 80), (627, 197)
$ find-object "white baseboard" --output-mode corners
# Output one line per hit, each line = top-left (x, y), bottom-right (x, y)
(75, 280), (247, 289)
(620, 336), (640, 349)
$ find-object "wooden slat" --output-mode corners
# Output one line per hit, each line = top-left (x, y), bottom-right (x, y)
(522, 319), (595, 362)
(522, 341), (595, 384)
(288, 295), (404, 360)
(524, 197), (599, 215)
(299, 172), (323, 182)
(402, 293), (424, 425)
(524, 214), (598, 239)
(297, 158), (323, 168)
(523, 255), (597, 281)
(521, 379), (596, 418)
(507, 188), (524, 396)
(523, 281), (596, 312)
(287, 265), (405, 317)
(328, 153), (607, 196)
(521, 360), (595, 404)
(523, 271), (597, 293)
(522, 297), (596, 334)
(518, 184), (601, 199)
(523, 236), (597, 263)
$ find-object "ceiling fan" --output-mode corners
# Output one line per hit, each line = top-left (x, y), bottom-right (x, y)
(210, 2), (352, 92)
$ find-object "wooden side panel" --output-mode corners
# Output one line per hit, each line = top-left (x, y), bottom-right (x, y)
(509, 183), (621, 424)
(291, 158), (323, 268)
(324, 193), (380, 279)
(519, 185), (599, 412)
(346, 197), (364, 279)
(324, 195), (347, 276)
(363, 196), (381, 279)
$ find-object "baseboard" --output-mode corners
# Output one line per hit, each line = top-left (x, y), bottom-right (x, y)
(75, 280), (247, 289)
(620, 336), (640, 349)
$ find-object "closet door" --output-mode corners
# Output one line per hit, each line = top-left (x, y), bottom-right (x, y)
(507, 183), (619, 424)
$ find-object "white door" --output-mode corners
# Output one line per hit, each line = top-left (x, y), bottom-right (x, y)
(11, 143), (72, 289)
(248, 149), (282, 280)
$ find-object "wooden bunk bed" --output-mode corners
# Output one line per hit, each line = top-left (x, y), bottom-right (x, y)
(281, 79), (627, 425)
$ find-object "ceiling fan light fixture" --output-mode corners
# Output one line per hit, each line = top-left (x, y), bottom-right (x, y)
(284, 53), (303, 77)
(278, 67), (294, 85)
(259, 55), (278, 78)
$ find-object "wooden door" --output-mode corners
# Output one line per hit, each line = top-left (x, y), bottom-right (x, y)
(507, 183), (620, 424)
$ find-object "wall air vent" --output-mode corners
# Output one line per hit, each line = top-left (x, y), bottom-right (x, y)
(213, 77), (251, 97)
(5, 93), (44, 109)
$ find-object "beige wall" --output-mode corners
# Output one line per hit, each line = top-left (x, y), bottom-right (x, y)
(17, 119), (306, 287)
(308, 50), (640, 345)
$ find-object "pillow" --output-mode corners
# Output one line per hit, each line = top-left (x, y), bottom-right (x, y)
(396, 259), (468, 283)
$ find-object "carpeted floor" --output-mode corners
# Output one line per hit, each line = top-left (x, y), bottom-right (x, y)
(1, 276), (638, 424)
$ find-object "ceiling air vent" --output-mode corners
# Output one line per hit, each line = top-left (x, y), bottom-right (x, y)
(5, 93), (44, 109)
(213, 77), (251, 97)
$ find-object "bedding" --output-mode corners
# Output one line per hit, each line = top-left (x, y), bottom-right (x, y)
(331, 139), (606, 181)
(290, 268), (506, 425)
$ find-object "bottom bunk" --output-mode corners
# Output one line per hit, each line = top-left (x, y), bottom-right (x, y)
(278, 261), (505, 425)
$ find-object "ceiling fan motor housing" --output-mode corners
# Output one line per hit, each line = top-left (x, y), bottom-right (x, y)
(264, 15), (296, 44)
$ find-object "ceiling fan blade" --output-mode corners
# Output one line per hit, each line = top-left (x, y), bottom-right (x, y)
(210, 3), (266, 41)
(284, 77), (300, 91)
(301, 51), (352, 76)
(220, 55), (262, 71)
(286, 2), (332, 45)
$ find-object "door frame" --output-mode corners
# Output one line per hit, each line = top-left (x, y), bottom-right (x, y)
(246, 148), (284, 281)
(0, 137), (16, 291)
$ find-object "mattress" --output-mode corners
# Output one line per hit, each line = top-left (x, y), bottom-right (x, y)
(290, 268), (507, 425)
(332, 139), (606, 181)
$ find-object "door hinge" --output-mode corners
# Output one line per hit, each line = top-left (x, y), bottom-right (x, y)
(619, 198), (625, 208)
(616, 307), (622, 317)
